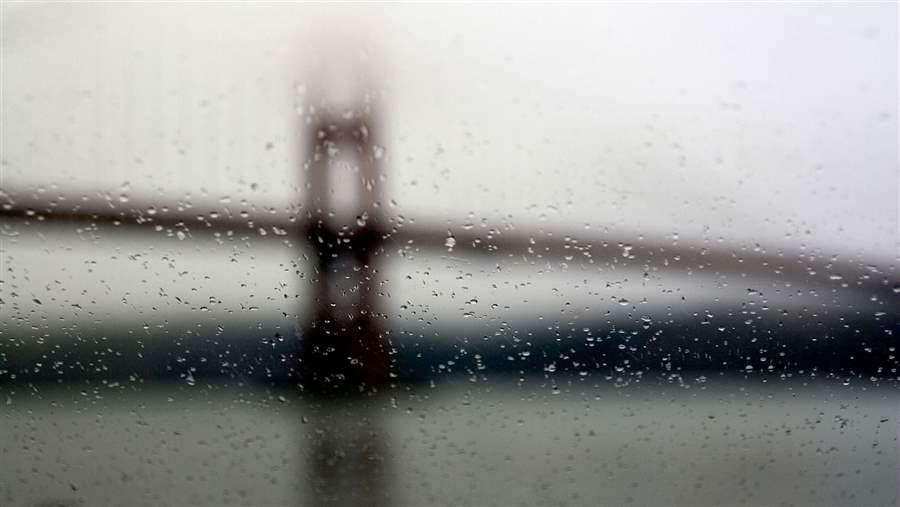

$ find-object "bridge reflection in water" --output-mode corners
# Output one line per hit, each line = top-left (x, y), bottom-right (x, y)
(0, 377), (896, 506)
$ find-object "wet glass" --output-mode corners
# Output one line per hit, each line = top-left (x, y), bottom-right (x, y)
(2, 3), (898, 506)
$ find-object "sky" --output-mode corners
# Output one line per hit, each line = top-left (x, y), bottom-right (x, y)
(2, 2), (897, 257)
(1, 2), (897, 325)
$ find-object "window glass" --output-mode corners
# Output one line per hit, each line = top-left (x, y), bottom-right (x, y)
(2, 4), (897, 506)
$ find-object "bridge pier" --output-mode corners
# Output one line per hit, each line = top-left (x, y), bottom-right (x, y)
(298, 104), (390, 394)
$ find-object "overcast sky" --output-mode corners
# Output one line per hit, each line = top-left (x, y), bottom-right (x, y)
(2, 2), (897, 261)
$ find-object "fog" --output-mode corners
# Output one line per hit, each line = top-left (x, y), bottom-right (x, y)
(3, 3), (897, 257)
(1, 5), (898, 506)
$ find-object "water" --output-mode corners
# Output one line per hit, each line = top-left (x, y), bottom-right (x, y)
(1, 376), (896, 506)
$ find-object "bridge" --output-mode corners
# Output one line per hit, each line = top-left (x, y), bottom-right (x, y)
(2, 94), (898, 393)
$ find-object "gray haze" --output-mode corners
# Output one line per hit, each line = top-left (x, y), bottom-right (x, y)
(1, 3), (898, 324)
(2, 3), (897, 256)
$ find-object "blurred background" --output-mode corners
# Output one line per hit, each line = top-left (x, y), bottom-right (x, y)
(1, 3), (898, 506)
